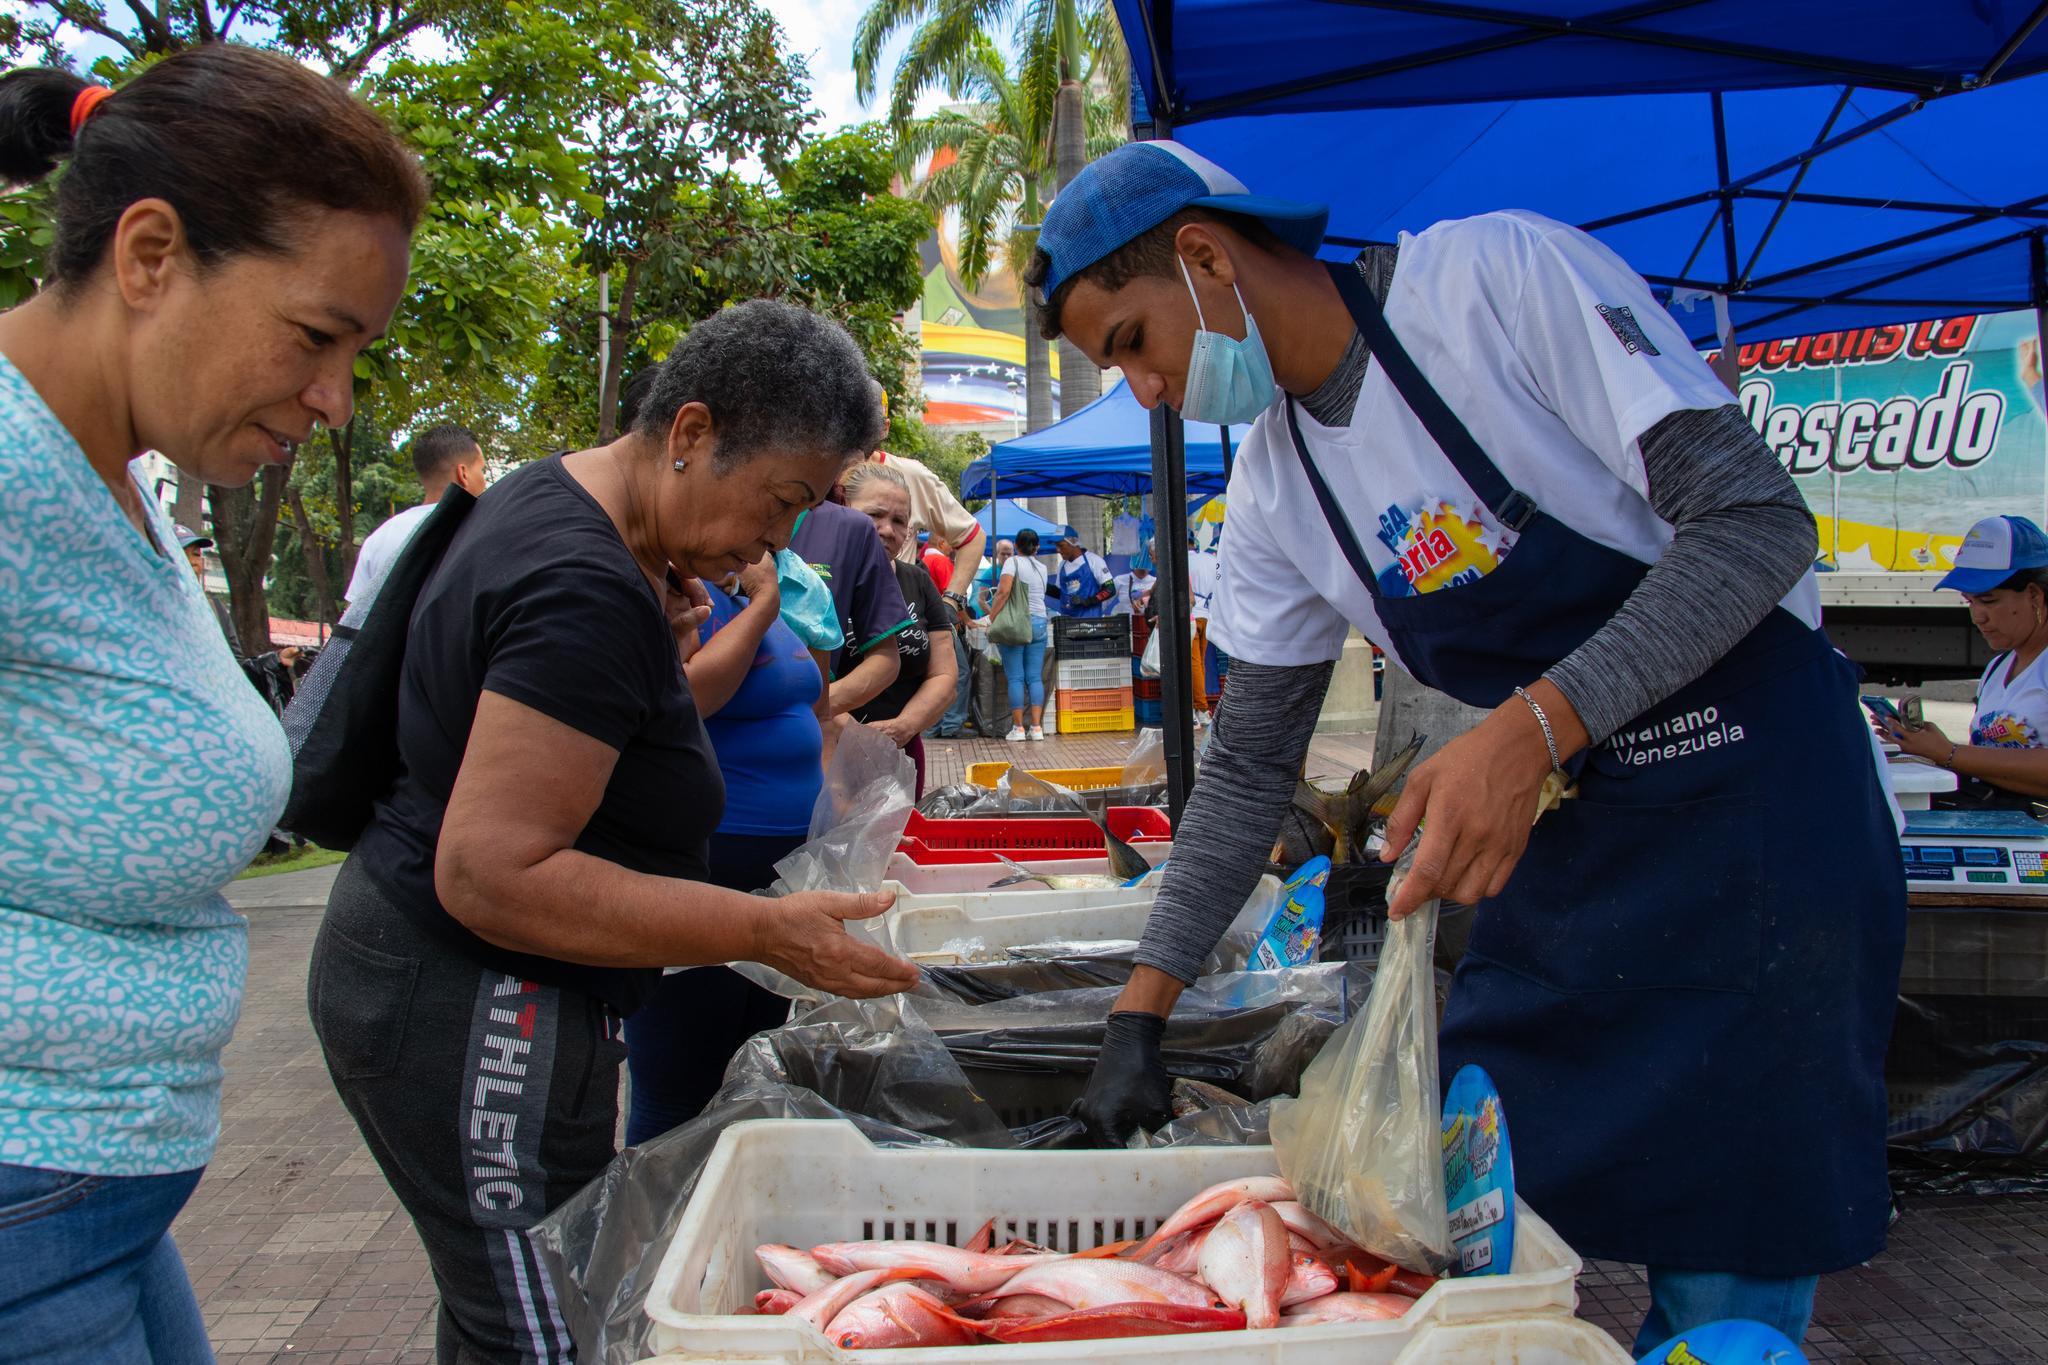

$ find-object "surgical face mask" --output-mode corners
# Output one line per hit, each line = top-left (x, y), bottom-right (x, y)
(1177, 256), (1276, 426)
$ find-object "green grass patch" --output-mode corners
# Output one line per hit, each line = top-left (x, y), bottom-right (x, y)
(236, 846), (347, 880)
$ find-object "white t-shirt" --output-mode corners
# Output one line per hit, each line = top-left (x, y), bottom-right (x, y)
(345, 501), (436, 606)
(1209, 211), (1820, 673)
(1972, 649), (2048, 749)
(1000, 554), (1050, 621)
(1115, 570), (1157, 615)
(1187, 551), (1219, 622)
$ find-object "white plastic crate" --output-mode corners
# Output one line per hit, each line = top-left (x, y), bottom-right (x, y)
(860, 875), (1275, 962)
(644, 1120), (1589, 1363)
(1055, 656), (1133, 692)
(883, 848), (1172, 894)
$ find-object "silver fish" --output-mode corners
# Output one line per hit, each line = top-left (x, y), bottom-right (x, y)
(985, 853), (1129, 891)
(1005, 771), (1153, 881)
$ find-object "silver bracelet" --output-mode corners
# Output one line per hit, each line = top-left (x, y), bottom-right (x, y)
(1514, 685), (1563, 773)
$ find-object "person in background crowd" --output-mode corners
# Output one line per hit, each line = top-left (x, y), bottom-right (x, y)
(1879, 514), (2048, 808)
(1051, 529), (1116, 619)
(1115, 560), (1157, 616)
(790, 476), (909, 763)
(920, 529), (954, 591)
(623, 550), (823, 1144)
(0, 47), (424, 1361)
(309, 301), (919, 1364)
(178, 521), (302, 713)
(1188, 533), (1220, 727)
(976, 537), (1015, 615)
(843, 461), (957, 793)
(346, 422), (487, 607)
(988, 526), (1051, 741)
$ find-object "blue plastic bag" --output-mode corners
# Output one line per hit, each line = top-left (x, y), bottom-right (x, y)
(776, 548), (843, 651)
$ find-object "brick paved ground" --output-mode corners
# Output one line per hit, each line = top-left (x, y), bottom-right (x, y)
(184, 732), (2048, 1362)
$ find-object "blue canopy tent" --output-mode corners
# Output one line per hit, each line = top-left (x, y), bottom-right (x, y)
(1105, 0), (2048, 814)
(960, 380), (1251, 497)
(973, 498), (1070, 545)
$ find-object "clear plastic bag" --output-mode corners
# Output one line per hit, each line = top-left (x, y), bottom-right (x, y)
(1269, 849), (1452, 1273)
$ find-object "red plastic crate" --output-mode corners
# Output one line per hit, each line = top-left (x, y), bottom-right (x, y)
(896, 808), (1172, 865)
(1133, 676), (1161, 701)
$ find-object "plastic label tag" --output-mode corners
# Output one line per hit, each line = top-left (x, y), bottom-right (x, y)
(1441, 1063), (1515, 1276)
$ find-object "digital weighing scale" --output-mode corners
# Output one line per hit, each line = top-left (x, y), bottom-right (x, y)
(1901, 810), (2048, 894)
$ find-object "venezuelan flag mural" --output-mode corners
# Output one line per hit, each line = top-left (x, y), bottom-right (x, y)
(915, 179), (1058, 427)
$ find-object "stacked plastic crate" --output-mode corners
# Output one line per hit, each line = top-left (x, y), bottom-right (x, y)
(1052, 616), (1134, 733)
(1131, 612), (1162, 726)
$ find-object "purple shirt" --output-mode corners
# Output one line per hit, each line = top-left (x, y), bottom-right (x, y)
(790, 500), (911, 678)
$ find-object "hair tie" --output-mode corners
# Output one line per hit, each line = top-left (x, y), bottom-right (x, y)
(69, 85), (113, 138)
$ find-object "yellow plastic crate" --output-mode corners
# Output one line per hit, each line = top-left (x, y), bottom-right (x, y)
(964, 762), (1128, 790)
(1057, 703), (1137, 735)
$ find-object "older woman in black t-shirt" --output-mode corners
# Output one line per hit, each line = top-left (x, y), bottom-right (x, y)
(307, 300), (918, 1365)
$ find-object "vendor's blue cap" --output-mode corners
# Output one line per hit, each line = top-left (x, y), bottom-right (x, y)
(1035, 140), (1329, 298)
(1936, 515), (2048, 593)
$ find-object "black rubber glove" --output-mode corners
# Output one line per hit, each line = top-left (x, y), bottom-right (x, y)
(1073, 1011), (1171, 1146)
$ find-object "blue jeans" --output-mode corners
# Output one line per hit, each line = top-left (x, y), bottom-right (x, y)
(999, 617), (1048, 713)
(1635, 1268), (1819, 1357)
(930, 625), (970, 738)
(0, 1163), (211, 1364)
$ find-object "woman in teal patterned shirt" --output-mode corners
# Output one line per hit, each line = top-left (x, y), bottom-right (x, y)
(0, 49), (424, 1362)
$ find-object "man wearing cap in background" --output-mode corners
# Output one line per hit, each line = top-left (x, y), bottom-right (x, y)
(1027, 138), (1905, 1352)
(1878, 514), (2048, 808)
(1049, 527), (1115, 620)
(179, 524), (300, 713)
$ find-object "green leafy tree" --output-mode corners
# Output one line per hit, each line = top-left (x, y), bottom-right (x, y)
(577, 0), (812, 441)
(853, 0), (1128, 417)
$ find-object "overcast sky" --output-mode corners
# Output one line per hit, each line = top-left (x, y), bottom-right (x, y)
(764, 0), (953, 136)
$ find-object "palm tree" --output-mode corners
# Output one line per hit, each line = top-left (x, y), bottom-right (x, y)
(856, 0), (1128, 419)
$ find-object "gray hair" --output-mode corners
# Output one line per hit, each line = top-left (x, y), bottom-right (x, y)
(840, 459), (908, 502)
(635, 300), (883, 469)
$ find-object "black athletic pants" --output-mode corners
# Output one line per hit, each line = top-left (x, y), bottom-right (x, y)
(310, 856), (622, 1364)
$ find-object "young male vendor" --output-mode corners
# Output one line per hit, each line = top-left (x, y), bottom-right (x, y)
(1036, 140), (1904, 1352)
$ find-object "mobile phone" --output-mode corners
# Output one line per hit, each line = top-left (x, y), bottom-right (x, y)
(1861, 695), (1903, 724)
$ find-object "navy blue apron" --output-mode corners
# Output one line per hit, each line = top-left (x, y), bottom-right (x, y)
(1058, 553), (1111, 618)
(1287, 257), (1905, 1274)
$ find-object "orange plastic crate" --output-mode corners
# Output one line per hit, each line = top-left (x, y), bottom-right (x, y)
(1055, 684), (1135, 714)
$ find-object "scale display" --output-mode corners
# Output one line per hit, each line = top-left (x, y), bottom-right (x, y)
(1900, 811), (2048, 894)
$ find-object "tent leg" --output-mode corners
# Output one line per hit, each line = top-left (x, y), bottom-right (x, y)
(1150, 404), (1197, 822)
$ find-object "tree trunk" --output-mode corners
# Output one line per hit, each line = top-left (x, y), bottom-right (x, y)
(332, 418), (358, 589)
(1052, 78), (1101, 418)
(286, 488), (335, 625)
(208, 465), (289, 653)
(1023, 290), (1055, 433)
(597, 256), (643, 444)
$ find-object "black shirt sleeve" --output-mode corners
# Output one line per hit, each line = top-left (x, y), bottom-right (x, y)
(479, 560), (672, 752)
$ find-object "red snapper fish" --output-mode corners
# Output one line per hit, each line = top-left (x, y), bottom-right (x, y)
(1269, 1200), (1350, 1252)
(1197, 1198), (1290, 1330)
(979, 1303), (1251, 1343)
(753, 1287), (802, 1314)
(755, 1243), (835, 1295)
(1280, 1251), (1340, 1308)
(826, 1283), (981, 1350)
(1133, 1176), (1295, 1259)
(981, 1257), (1217, 1310)
(810, 1239), (1042, 1293)
(1279, 1290), (1413, 1326)
(786, 1266), (925, 1333)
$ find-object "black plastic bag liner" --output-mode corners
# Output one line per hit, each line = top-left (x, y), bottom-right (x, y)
(1886, 990), (2048, 1196)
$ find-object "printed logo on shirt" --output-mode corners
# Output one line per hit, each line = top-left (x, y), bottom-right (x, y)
(1972, 712), (2039, 749)
(1594, 303), (1661, 357)
(1374, 499), (1511, 595)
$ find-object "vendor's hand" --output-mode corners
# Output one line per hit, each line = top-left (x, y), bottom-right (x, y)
(1381, 698), (1559, 920)
(278, 646), (302, 669)
(753, 889), (921, 999)
(664, 571), (713, 662)
(737, 552), (780, 607)
(1880, 715), (1953, 762)
(1072, 1011), (1171, 1146)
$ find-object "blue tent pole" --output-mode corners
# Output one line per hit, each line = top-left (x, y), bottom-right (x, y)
(2033, 232), (2048, 526)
